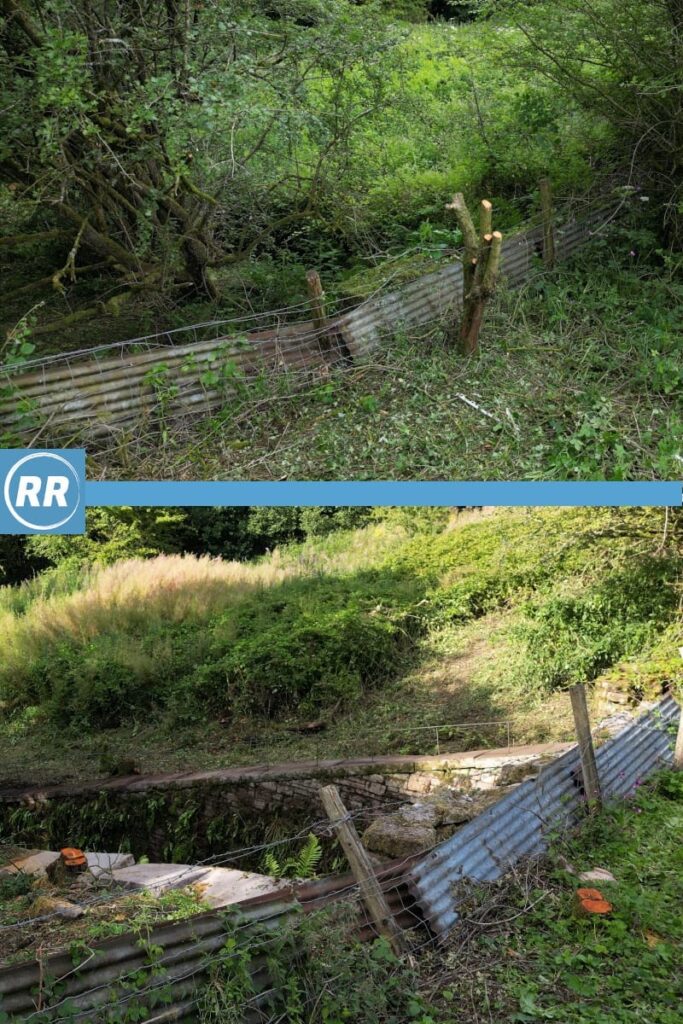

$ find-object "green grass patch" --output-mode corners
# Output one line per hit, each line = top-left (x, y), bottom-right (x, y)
(101, 246), (683, 482)
(426, 770), (683, 1023)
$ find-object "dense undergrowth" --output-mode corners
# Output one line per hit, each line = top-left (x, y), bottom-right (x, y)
(0, 509), (680, 759)
(89, 240), (683, 482)
(2, 11), (604, 353)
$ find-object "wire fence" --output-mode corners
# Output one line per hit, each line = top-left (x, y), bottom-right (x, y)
(0, 802), (428, 1023)
(0, 195), (618, 445)
(0, 801), (406, 934)
(0, 695), (677, 1023)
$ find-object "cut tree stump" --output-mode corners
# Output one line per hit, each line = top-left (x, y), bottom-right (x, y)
(445, 193), (504, 354)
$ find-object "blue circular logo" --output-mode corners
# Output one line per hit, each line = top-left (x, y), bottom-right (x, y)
(3, 452), (81, 531)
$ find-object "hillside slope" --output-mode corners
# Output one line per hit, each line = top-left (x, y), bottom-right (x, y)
(0, 507), (681, 786)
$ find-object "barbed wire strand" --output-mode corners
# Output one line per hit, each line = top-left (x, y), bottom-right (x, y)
(0, 799), (417, 934)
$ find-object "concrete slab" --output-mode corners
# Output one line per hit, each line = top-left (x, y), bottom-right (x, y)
(193, 867), (288, 909)
(108, 860), (285, 906)
(0, 850), (60, 878)
(109, 863), (211, 894)
(86, 852), (135, 880)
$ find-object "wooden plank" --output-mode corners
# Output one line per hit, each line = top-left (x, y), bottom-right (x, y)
(319, 785), (407, 955)
(569, 684), (602, 810)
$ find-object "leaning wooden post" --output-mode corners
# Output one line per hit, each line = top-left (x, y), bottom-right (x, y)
(319, 785), (406, 955)
(674, 710), (683, 770)
(306, 269), (327, 332)
(569, 684), (602, 811)
(539, 178), (556, 269)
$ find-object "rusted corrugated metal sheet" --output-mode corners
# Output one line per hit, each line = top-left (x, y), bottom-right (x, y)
(410, 696), (680, 938)
(337, 203), (613, 360)
(0, 857), (424, 1022)
(0, 204), (615, 440)
(0, 319), (339, 439)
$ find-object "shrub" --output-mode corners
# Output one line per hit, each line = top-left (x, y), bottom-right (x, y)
(25, 635), (166, 729)
(513, 559), (681, 691)
(191, 576), (422, 717)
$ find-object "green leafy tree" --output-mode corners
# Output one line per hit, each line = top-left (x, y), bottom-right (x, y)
(25, 507), (190, 567)
(0, 0), (400, 322)
(496, 0), (683, 242)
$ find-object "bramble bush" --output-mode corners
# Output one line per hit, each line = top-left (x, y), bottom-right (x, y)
(513, 559), (681, 691)
(189, 576), (423, 718)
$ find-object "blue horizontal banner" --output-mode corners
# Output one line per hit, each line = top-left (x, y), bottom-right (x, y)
(85, 481), (682, 507)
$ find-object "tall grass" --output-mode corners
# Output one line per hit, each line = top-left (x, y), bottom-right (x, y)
(0, 521), (409, 689)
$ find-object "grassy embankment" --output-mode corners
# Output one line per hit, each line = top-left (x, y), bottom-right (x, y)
(0, 507), (680, 787)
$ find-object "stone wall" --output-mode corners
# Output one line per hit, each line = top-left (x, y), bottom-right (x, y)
(0, 744), (569, 865)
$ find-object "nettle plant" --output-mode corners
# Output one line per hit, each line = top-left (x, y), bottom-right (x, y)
(143, 362), (180, 444)
(144, 338), (258, 443)
(199, 904), (437, 1024)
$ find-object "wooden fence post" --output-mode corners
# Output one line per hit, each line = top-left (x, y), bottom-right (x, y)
(569, 684), (602, 810)
(319, 785), (407, 955)
(674, 694), (683, 770)
(539, 178), (556, 269)
(306, 269), (327, 332)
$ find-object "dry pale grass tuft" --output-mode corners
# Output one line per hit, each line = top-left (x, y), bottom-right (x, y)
(0, 523), (408, 685)
(0, 553), (292, 678)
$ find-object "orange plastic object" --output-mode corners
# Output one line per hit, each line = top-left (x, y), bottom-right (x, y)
(576, 887), (603, 901)
(575, 886), (612, 916)
(60, 847), (87, 870)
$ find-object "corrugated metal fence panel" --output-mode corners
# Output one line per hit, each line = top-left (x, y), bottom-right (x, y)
(410, 696), (680, 939)
(598, 695), (679, 797)
(0, 204), (615, 439)
(0, 319), (334, 439)
(0, 858), (423, 1023)
(338, 263), (463, 360)
(338, 203), (614, 362)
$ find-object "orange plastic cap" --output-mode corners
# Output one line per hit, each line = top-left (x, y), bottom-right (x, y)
(60, 847), (87, 868)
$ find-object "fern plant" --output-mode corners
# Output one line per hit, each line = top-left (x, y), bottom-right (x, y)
(262, 834), (323, 880)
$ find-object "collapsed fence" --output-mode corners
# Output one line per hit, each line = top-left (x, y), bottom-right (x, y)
(411, 693), (681, 937)
(0, 693), (678, 1023)
(0, 834), (426, 1023)
(0, 193), (615, 442)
